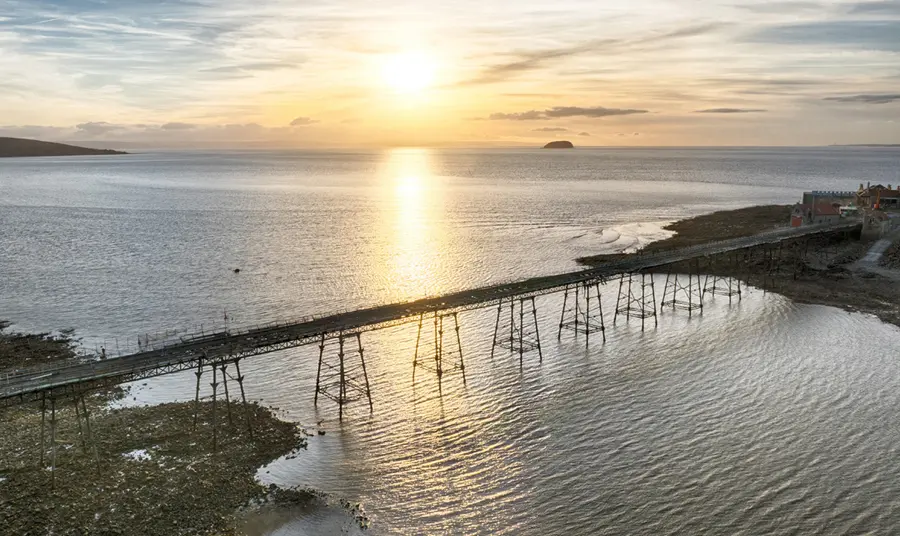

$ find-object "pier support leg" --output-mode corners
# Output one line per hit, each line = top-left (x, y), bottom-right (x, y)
(615, 273), (656, 330)
(338, 336), (345, 420)
(558, 286), (569, 340)
(80, 394), (101, 475)
(210, 364), (219, 452)
(356, 333), (373, 411)
(234, 359), (254, 440)
(660, 264), (703, 317)
(414, 312), (466, 386)
(39, 393), (46, 467)
(491, 301), (501, 359)
(454, 313), (467, 383)
(192, 356), (204, 432)
(530, 299), (543, 363)
(74, 393), (87, 453)
(519, 299), (525, 368)
(490, 297), (542, 363)
(50, 397), (56, 491)
(316, 332), (376, 418)
(560, 281), (607, 344)
(315, 334), (325, 405)
(220, 364), (233, 427)
(412, 315), (423, 381)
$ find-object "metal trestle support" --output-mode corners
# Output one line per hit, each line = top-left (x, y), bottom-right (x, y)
(703, 275), (742, 303)
(613, 273), (658, 331)
(558, 281), (606, 346)
(490, 296), (543, 367)
(660, 261), (704, 316)
(412, 312), (466, 388)
(314, 333), (373, 419)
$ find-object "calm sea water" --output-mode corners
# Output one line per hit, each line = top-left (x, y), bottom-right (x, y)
(2, 147), (900, 534)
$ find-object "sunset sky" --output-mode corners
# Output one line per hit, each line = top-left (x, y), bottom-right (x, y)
(1, 0), (898, 147)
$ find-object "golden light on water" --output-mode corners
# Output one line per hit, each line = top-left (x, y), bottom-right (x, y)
(379, 148), (445, 299)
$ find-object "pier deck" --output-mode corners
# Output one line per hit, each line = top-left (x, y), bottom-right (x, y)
(1, 221), (858, 407)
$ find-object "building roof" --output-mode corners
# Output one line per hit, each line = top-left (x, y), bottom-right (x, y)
(859, 185), (900, 198)
(794, 203), (841, 217)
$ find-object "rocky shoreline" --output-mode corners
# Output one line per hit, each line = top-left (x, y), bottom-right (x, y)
(0, 326), (366, 535)
(578, 205), (900, 329)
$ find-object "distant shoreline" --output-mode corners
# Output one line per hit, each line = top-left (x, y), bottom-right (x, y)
(0, 137), (127, 158)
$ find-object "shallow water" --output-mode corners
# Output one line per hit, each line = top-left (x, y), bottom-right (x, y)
(3, 147), (900, 534)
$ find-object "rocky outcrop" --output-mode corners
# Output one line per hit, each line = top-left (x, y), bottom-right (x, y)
(543, 140), (574, 149)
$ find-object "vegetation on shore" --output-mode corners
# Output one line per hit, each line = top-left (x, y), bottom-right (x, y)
(0, 325), (318, 536)
(0, 137), (127, 158)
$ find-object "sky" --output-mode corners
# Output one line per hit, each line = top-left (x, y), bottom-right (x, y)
(0, 0), (898, 147)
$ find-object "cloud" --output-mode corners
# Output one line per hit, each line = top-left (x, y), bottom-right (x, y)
(823, 94), (900, 104)
(460, 23), (724, 86)
(489, 111), (547, 121)
(546, 106), (648, 118)
(694, 108), (768, 113)
(200, 62), (298, 74)
(733, 1), (824, 13)
(578, 131), (591, 136)
(490, 106), (648, 121)
(749, 21), (900, 51)
(160, 122), (196, 130)
(531, 127), (569, 132)
(848, 1), (900, 15)
(75, 121), (122, 135)
(290, 116), (319, 126)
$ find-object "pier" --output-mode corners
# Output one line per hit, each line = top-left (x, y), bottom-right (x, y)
(1, 221), (859, 418)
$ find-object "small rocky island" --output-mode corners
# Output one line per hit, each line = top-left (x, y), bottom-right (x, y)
(543, 140), (574, 149)
(0, 137), (127, 158)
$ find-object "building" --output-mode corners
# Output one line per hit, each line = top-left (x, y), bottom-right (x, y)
(861, 209), (900, 238)
(856, 183), (900, 209)
(802, 191), (856, 206)
(790, 203), (842, 227)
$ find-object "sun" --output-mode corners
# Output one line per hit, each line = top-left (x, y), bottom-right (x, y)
(381, 52), (436, 94)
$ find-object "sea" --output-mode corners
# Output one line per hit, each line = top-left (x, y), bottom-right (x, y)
(2, 146), (900, 534)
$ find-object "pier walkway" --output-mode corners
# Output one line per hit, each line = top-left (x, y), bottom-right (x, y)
(1, 221), (858, 408)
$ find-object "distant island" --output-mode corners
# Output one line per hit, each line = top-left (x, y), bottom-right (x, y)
(543, 140), (574, 149)
(0, 137), (127, 158)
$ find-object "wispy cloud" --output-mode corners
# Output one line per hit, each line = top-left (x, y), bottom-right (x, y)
(578, 131), (591, 136)
(160, 122), (197, 130)
(459, 23), (725, 86)
(824, 94), (900, 104)
(290, 116), (319, 126)
(694, 108), (768, 113)
(490, 106), (648, 121)
(733, 1), (824, 14)
(749, 20), (900, 51)
(75, 121), (122, 134)
(847, 1), (900, 15)
(532, 127), (569, 132)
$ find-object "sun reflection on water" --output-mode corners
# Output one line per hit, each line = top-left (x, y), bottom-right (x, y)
(378, 148), (446, 301)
